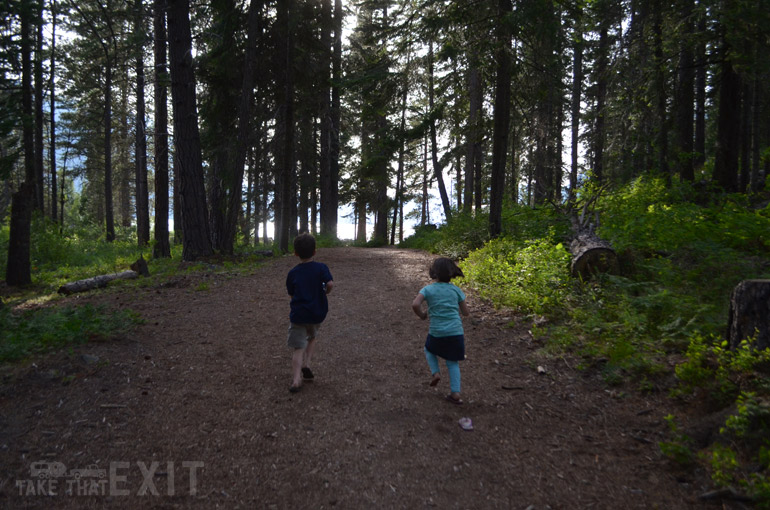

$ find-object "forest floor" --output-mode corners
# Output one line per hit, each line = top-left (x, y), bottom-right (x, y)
(0, 247), (745, 509)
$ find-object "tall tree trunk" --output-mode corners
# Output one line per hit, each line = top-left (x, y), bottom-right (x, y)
(356, 197), (367, 242)
(428, 41), (452, 221)
(104, 61), (115, 242)
(50, 0), (57, 221)
(391, 48), (409, 245)
(593, 20), (608, 184)
(244, 152), (253, 244)
(465, 57), (482, 214)
(7, 3), (35, 286)
(119, 74), (132, 228)
(652, 2), (669, 177)
(299, 120), (311, 234)
(276, 0), (295, 253)
(489, 0), (513, 237)
(34, 2), (45, 213)
(221, 0), (262, 254)
(750, 72), (761, 192)
(694, 12), (707, 172)
(713, 44), (741, 192)
(322, 0), (342, 238)
(569, 7), (582, 203)
(740, 79), (752, 192)
(319, 0), (333, 237)
(167, 0), (212, 260)
(135, 0), (150, 246)
(675, 0), (695, 181)
(153, 0), (170, 258)
(422, 135), (428, 226)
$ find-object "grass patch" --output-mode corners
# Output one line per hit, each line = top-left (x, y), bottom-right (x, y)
(0, 304), (143, 363)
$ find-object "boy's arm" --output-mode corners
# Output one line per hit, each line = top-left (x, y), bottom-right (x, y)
(325, 280), (334, 294)
(459, 300), (470, 316)
(412, 294), (427, 320)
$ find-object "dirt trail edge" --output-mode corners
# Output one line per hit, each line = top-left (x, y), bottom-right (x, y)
(1, 247), (715, 509)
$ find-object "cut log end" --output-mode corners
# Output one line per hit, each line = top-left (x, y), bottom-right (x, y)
(570, 247), (619, 280)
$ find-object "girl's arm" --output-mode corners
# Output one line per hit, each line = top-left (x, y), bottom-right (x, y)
(325, 280), (334, 294)
(412, 294), (428, 320)
(459, 300), (470, 316)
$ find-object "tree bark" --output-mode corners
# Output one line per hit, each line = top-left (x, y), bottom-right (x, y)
(6, 184), (34, 286)
(569, 8), (582, 203)
(652, 1), (669, 177)
(221, 0), (262, 254)
(694, 12), (707, 172)
(135, 0), (150, 247)
(153, 0), (170, 258)
(675, 0), (695, 181)
(569, 232), (618, 280)
(489, 0), (513, 238)
(49, 0), (58, 221)
(275, 0), (295, 253)
(167, 0), (213, 260)
(465, 55), (482, 214)
(428, 41), (452, 222)
(727, 280), (770, 351)
(319, 0), (334, 238)
(15, 1), (33, 222)
(593, 19), (608, 184)
(104, 61), (115, 241)
(713, 37), (741, 192)
(34, 2), (45, 213)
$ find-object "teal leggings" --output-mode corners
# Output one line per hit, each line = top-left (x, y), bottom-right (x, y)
(424, 347), (461, 393)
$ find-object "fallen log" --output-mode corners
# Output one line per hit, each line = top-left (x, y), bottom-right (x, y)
(727, 279), (770, 351)
(554, 185), (619, 280)
(569, 231), (618, 280)
(58, 270), (140, 295)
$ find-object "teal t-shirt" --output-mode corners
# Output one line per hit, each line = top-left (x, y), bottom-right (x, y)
(419, 282), (466, 337)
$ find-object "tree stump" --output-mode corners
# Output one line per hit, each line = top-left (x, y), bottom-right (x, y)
(569, 232), (619, 280)
(727, 279), (770, 351)
(130, 255), (150, 277)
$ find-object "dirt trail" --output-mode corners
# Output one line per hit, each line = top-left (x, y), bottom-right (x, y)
(0, 247), (717, 508)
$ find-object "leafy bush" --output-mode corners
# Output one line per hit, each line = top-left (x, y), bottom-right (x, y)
(400, 204), (569, 258)
(460, 233), (571, 315)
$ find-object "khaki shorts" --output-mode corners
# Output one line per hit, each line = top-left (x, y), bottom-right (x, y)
(287, 323), (320, 349)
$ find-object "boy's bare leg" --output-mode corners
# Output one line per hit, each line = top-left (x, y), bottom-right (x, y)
(291, 348), (305, 388)
(303, 337), (317, 369)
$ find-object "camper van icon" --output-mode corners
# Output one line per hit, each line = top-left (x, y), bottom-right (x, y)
(29, 461), (67, 479)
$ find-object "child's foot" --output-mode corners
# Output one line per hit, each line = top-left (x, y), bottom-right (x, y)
(301, 367), (314, 380)
(445, 393), (463, 405)
(429, 373), (441, 387)
(289, 384), (301, 393)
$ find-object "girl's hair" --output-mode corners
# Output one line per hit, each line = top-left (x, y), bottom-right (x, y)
(429, 257), (464, 282)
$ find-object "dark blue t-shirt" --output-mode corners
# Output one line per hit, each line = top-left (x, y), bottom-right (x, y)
(286, 261), (333, 324)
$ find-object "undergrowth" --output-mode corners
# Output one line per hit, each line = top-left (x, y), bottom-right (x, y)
(401, 176), (770, 502)
(1, 216), (278, 363)
(0, 304), (143, 363)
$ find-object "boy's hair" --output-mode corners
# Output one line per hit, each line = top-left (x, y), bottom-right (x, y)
(429, 257), (464, 282)
(293, 233), (316, 259)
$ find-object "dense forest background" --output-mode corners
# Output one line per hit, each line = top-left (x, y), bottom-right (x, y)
(1, 0), (768, 272)
(2, 0), (770, 502)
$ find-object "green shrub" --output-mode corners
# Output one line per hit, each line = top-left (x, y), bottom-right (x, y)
(460, 233), (571, 315)
(659, 414), (695, 466)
